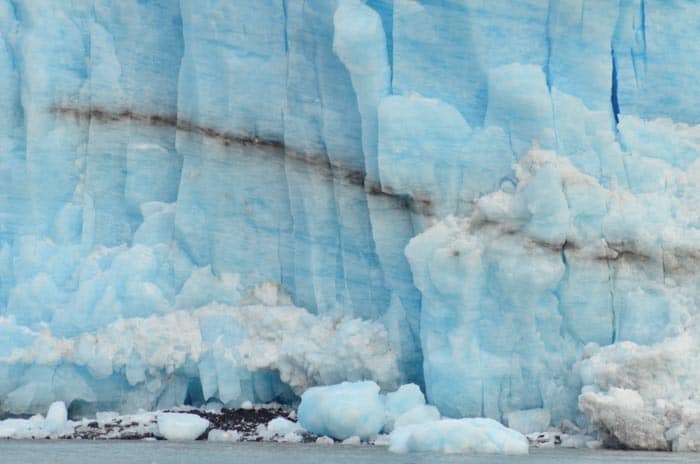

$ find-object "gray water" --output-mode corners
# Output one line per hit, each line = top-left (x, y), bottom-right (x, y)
(1, 442), (699, 464)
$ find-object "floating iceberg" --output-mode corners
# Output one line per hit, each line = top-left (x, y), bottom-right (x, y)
(389, 417), (528, 455)
(298, 381), (386, 441)
(299, 380), (527, 455)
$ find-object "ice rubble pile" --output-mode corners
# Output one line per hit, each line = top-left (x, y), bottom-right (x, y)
(0, 402), (307, 442)
(0, 0), (699, 448)
(298, 381), (528, 454)
(297, 382), (439, 440)
(577, 318), (700, 451)
(0, 401), (70, 439)
(0, 304), (398, 413)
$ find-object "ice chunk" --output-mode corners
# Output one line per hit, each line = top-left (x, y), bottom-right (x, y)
(393, 405), (440, 429)
(0, 401), (78, 439)
(264, 417), (305, 438)
(577, 318), (700, 451)
(0, 416), (51, 440)
(383, 383), (426, 432)
(157, 413), (210, 441)
(580, 387), (667, 450)
(389, 418), (528, 455)
(44, 401), (68, 434)
(342, 435), (361, 445)
(298, 381), (385, 441)
(372, 433), (391, 446)
(207, 429), (241, 443)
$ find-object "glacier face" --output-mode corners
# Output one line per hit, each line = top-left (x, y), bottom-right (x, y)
(0, 0), (699, 437)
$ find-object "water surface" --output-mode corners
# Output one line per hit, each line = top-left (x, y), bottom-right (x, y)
(1, 441), (698, 464)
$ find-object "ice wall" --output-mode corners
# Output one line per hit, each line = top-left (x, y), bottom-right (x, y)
(407, 147), (700, 428)
(0, 0), (421, 415)
(0, 0), (698, 435)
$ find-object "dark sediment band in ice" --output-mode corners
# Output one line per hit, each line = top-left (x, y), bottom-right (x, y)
(50, 106), (435, 216)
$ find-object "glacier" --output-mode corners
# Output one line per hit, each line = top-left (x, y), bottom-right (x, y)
(0, 0), (699, 450)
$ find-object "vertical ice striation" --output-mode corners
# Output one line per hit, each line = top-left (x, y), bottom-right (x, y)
(0, 0), (698, 443)
(0, 0), (420, 413)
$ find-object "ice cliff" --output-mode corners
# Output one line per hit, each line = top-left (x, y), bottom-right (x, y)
(0, 0), (698, 449)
